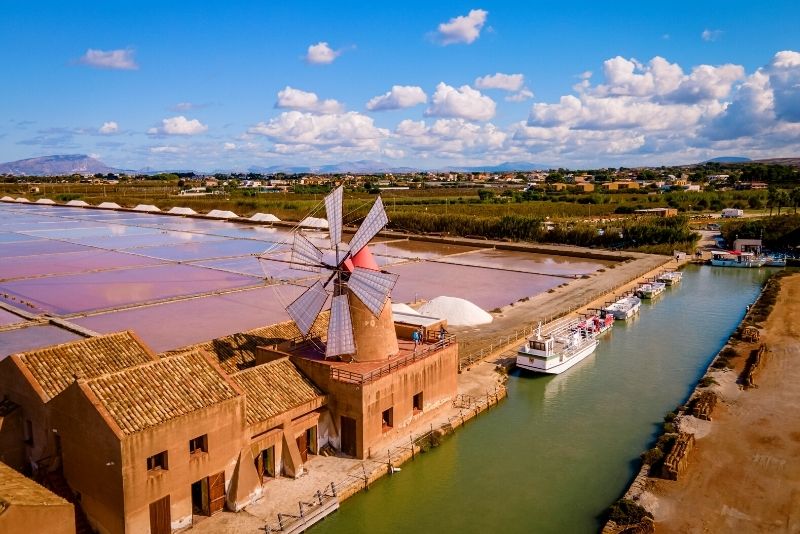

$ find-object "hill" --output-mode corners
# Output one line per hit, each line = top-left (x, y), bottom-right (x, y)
(0, 154), (120, 176)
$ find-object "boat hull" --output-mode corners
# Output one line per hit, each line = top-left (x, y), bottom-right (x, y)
(516, 339), (598, 374)
(710, 259), (765, 268)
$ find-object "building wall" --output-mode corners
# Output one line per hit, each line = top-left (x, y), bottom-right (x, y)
(120, 396), (247, 533)
(0, 408), (25, 471)
(292, 343), (458, 459)
(49, 384), (125, 534)
(0, 503), (75, 534)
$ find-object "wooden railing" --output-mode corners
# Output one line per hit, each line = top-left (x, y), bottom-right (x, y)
(330, 335), (455, 386)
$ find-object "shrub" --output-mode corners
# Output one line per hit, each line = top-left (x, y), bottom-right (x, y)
(699, 376), (718, 387)
(607, 499), (653, 526)
(640, 447), (663, 465)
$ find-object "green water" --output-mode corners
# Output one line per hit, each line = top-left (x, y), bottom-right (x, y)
(312, 265), (771, 534)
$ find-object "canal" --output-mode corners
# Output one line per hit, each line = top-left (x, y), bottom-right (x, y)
(312, 265), (771, 533)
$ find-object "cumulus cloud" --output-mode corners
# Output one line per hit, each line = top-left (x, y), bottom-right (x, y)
(223, 142), (237, 150)
(248, 111), (388, 153)
(769, 50), (800, 122)
(395, 118), (507, 157)
(425, 83), (496, 121)
(701, 29), (723, 42)
(506, 88), (534, 102)
(78, 48), (138, 70)
(366, 86), (427, 111)
(475, 73), (524, 91)
(275, 86), (344, 114)
(436, 9), (488, 45)
(148, 116), (208, 135)
(305, 42), (341, 64)
(98, 121), (118, 134)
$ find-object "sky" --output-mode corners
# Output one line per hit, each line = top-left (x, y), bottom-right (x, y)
(1, 1), (799, 171)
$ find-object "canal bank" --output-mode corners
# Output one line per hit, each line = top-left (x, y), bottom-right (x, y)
(610, 270), (800, 533)
(309, 265), (769, 534)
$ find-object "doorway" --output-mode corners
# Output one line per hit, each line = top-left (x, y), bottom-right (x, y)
(341, 416), (356, 457)
(149, 495), (171, 534)
(254, 446), (275, 484)
(207, 471), (226, 515)
(191, 478), (209, 516)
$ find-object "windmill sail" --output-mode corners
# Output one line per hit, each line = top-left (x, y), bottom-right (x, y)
(348, 196), (388, 257)
(326, 294), (355, 357)
(348, 267), (398, 317)
(325, 186), (344, 261)
(291, 233), (324, 272)
(286, 281), (328, 336)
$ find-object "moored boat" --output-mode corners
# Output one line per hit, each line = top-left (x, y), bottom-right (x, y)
(657, 271), (682, 286)
(765, 255), (787, 267)
(516, 321), (599, 374)
(602, 295), (641, 320)
(710, 250), (767, 268)
(636, 281), (666, 299)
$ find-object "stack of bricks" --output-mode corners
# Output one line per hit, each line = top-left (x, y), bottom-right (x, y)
(660, 432), (695, 480)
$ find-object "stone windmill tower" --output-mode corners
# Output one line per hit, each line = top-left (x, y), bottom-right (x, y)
(268, 186), (399, 362)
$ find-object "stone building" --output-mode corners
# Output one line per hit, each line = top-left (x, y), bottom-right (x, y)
(0, 460), (75, 534)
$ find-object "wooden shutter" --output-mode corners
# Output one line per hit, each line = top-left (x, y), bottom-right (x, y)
(208, 471), (226, 515)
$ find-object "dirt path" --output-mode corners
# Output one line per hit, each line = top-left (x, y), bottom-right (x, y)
(652, 273), (800, 534)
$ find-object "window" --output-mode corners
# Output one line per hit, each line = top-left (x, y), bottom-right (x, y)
(381, 407), (393, 433)
(413, 392), (423, 414)
(189, 434), (208, 455)
(24, 420), (33, 446)
(147, 451), (168, 471)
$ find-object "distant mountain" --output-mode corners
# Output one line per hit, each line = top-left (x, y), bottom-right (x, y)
(0, 154), (120, 176)
(248, 160), (419, 174)
(705, 156), (752, 163)
(445, 161), (552, 172)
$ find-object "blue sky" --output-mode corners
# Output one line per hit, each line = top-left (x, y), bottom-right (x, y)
(1, 1), (799, 170)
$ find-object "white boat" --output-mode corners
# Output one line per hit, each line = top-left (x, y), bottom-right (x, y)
(603, 295), (641, 320)
(765, 255), (787, 267)
(657, 271), (682, 286)
(636, 282), (666, 299)
(710, 250), (767, 268)
(517, 321), (599, 374)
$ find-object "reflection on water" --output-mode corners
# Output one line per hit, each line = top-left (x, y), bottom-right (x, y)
(312, 265), (769, 534)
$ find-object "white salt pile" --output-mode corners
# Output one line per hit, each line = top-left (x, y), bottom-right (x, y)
(1, 196), (14, 201)
(417, 296), (493, 326)
(133, 204), (160, 212)
(66, 200), (90, 207)
(391, 303), (420, 315)
(299, 216), (329, 229)
(97, 202), (121, 209)
(168, 206), (198, 215)
(206, 209), (238, 219)
(35, 198), (56, 204)
(250, 213), (281, 222)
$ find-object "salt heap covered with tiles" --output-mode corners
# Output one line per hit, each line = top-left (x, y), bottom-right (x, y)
(417, 296), (493, 326)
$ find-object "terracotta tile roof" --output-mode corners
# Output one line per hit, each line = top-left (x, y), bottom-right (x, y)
(84, 351), (240, 435)
(15, 331), (156, 401)
(162, 313), (328, 375)
(230, 358), (324, 426)
(0, 461), (69, 507)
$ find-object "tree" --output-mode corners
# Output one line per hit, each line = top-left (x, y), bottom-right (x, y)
(791, 187), (800, 214)
(767, 187), (779, 216)
(776, 190), (791, 215)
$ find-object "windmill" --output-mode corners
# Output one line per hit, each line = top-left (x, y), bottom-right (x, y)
(265, 186), (400, 362)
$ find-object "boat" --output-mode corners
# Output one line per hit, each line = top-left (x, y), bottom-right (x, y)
(517, 320), (599, 374)
(602, 295), (641, 320)
(657, 271), (682, 286)
(710, 250), (767, 268)
(578, 311), (615, 336)
(765, 255), (787, 267)
(636, 282), (666, 299)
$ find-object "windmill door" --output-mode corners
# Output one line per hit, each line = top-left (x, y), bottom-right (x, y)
(207, 471), (226, 515)
(296, 434), (309, 463)
(149, 495), (170, 534)
(341, 416), (357, 457)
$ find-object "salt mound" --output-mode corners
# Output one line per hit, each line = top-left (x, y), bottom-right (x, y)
(206, 209), (238, 219)
(14, 197), (30, 203)
(299, 216), (328, 229)
(1, 196), (13, 201)
(35, 198), (56, 204)
(97, 202), (121, 209)
(66, 200), (90, 207)
(392, 303), (420, 315)
(134, 204), (160, 212)
(417, 296), (493, 327)
(168, 206), (197, 215)
(250, 213), (281, 222)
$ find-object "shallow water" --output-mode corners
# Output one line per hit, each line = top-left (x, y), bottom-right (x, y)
(312, 265), (770, 534)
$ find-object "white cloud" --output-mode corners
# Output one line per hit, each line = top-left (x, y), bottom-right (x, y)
(475, 73), (524, 91)
(394, 118), (507, 158)
(305, 42), (341, 64)
(98, 121), (118, 134)
(173, 102), (195, 111)
(436, 9), (488, 45)
(425, 82), (496, 121)
(506, 88), (534, 102)
(223, 142), (237, 150)
(78, 48), (138, 70)
(248, 111), (388, 153)
(150, 146), (181, 154)
(701, 29), (723, 42)
(366, 85), (427, 111)
(148, 116), (208, 135)
(768, 50), (800, 122)
(275, 86), (344, 114)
